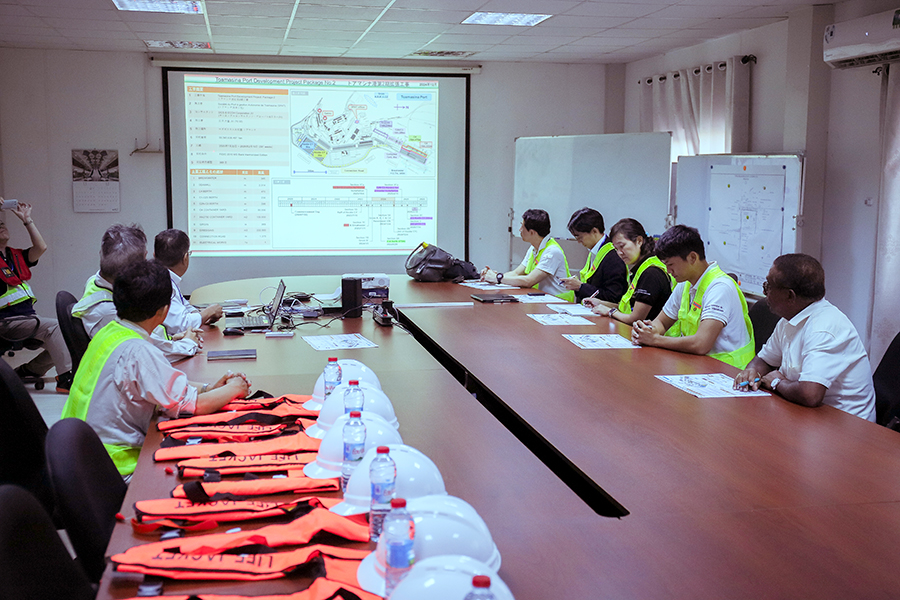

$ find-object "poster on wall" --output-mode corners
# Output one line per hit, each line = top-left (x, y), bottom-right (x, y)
(72, 148), (120, 213)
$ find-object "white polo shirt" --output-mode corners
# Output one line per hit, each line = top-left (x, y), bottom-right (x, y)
(519, 237), (568, 297)
(758, 299), (876, 422)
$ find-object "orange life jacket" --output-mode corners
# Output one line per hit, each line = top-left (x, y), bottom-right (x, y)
(158, 403), (318, 432)
(154, 431), (321, 462)
(163, 422), (305, 443)
(0, 247), (32, 286)
(177, 453), (317, 478)
(171, 474), (339, 501)
(116, 577), (381, 600)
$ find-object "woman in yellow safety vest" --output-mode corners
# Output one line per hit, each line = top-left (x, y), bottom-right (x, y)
(583, 218), (674, 325)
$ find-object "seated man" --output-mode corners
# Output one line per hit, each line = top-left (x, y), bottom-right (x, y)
(560, 207), (627, 303)
(73, 224), (200, 362)
(479, 209), (574, 301)
(631, 224), (754, 368)
(154, 229), (222, 335)
(62, 260), (250, 478)
(734, 254), (876, 421)
(0, 199), (73, 392)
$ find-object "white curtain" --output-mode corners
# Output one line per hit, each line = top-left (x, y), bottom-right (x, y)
(870, 65), (900, 366)
(639, 56), (750, 162)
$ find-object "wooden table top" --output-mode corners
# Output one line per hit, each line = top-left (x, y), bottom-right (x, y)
(95, 275), (900, 600)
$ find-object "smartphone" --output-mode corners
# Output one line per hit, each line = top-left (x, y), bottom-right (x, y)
(1, 199), (18, 211)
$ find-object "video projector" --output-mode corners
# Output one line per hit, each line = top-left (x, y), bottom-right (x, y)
(342, 273), (390, 300)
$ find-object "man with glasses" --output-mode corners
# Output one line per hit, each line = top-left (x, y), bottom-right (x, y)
(733, 254), (876, 421)
(559, 207), (627, 303)
(154, 229), (223, 334)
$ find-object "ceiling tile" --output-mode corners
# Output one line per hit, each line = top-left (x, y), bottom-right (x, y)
(40, 17), (131, 31)
(383, 8), (474, 23)
(477, 0), (581, 13)
(390, 0), (489, 9)
(564, 3), (664, 18)
(211, 29), (286, 40)
(204, 1), (295, 18)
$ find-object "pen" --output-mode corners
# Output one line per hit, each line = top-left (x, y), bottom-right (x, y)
(737, 378), (760, 388)
(582, 290), (599, 306)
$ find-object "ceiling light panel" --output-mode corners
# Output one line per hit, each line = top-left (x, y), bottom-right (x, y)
(462, 12), (553, 27)
(113, 0), (202, 14)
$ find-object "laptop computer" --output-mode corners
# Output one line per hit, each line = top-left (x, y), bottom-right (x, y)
(224, 279), (286, 330)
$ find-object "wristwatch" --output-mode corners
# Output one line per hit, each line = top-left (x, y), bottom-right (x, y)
(608, 307), (617, 318)
(770, 378), (782, 391)
(496, 272), (503, 284)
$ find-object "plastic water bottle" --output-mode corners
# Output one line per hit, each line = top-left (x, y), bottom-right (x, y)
(383, 497), (414, 598)
(343, 379), (364, 414)
(340, 411), (366, 492)
(323, 357), (342, 397)
(463, 575), (495, 600)
(368, 445), (396, 541)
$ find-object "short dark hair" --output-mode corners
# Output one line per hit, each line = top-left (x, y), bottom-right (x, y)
(99, 224), (147, 281)
(113, 260), (172, 322)
(522, 209), (551, 237)
(154, 229), (190, 268)
(655, 224), (705, 261)
(772, 254), (826, 301)
(567, 207), (605, 236)
(609, 218), (655, 262)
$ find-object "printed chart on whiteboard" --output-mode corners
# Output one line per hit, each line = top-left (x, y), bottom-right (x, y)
(707, 165), (785, 288)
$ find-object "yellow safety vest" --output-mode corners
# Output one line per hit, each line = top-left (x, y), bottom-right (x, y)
(667, 264), (755, 369)
(525, 238), (575, 302)
(579, 241), (615, 283)
(617, 256), (675, 314)
(73, 276), (173, 340)
(61, 320), (143, 475)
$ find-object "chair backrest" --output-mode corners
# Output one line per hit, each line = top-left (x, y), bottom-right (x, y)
(0, 485), (94, 600)
(0, 360), (54, 516)
(874, 330), (900, 428)
(55, 290), (90, 374)
(748, 297), (780, 355)
(46, 418), (127, 583)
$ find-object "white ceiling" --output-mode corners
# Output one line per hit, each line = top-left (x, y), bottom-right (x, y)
(0, 0), (826, 63)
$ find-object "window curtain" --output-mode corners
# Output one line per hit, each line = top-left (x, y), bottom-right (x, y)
(639, 56), (750, 162)
(870, 64), (900, 366)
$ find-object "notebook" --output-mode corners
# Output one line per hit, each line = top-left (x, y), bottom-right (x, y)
(207, 348), (257, 361)
(223, 280), (286, 330)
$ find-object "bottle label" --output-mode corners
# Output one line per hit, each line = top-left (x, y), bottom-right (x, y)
(343, 442), (365, 462)
(371, 481), (395, 504)
(325, 382), (336, 396)
(386, 538), (414, 568)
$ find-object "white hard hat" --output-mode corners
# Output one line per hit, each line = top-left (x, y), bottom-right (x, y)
(388, 555), (515, 600)
(305, 381), (398, 439)
(305, 359), (382, 411)
(303, 413), (403, 480)
(357, 495), (502, 597)
(330, 445), (446, 516)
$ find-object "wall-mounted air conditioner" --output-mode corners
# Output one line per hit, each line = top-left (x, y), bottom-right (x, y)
(823, 8), (900, 69)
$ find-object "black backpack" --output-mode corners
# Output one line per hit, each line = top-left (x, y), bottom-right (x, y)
(405, 242), (478, 283)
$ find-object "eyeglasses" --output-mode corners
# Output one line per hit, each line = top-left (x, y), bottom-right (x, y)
(762, 280), (786, 296)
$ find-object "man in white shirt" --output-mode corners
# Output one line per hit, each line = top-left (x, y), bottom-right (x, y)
(479, 209), (573, 300)
(734, 254), (876, 421)
(154, 229), (222, 334)
(73, 224), (200, 362)
(631, 224), (754, 368)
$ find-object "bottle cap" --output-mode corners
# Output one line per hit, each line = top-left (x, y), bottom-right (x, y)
(390, 497), (406, 508)
(349, 410), (361, 418)
(472, 575), (491, 588)
(327, 357), (338, 362)
(349, 379), (359, 385)
(376, 446), (390, 454)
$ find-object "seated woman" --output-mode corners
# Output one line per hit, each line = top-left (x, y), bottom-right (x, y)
(583, 218), (673, 324)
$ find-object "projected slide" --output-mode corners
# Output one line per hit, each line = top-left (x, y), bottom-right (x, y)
(184, 74), (438, 256)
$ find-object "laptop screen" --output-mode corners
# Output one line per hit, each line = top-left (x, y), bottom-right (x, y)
(268, 279), (287, 322)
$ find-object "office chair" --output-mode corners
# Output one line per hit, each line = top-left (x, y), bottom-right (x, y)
(0, 359), (55, 520)
(46, 418), (127, 582)
(874, 330), (900, 430)
(55, 290), (90, 375)
(0, 485), (95, 600)
(0, 314), (45, 390)
(748, 297), (780, 354)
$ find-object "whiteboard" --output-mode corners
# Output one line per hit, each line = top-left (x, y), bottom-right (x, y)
(513, 133), (673, 243)
(675, 154), (804, 297)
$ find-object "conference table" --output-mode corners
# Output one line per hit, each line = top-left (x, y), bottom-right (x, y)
(97, 275), (900, 600)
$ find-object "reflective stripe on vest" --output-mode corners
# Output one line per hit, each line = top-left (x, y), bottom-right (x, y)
(158, 400), (318, 432)
(171, 473), (339, 499)
(617, 256), (674, 314)
(669, 264), (755, 369)
(579, 241), (615, 283)
(71, 276), (112, 319)
(177, 452), (317, 478)
(61, 320), (144, 475)
(114, 578), (382, 600)
(525, 238), (575, 302)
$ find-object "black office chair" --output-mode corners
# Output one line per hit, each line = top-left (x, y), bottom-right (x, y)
(55, 290), (90, 376)
(874, 330), (900, 430)
(748, 297), (780, 354)
(0, 485), (95, 600)
(0, 359), (55, 519)
(45, 418), (127, 583)
(0, 314), (45, 390)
